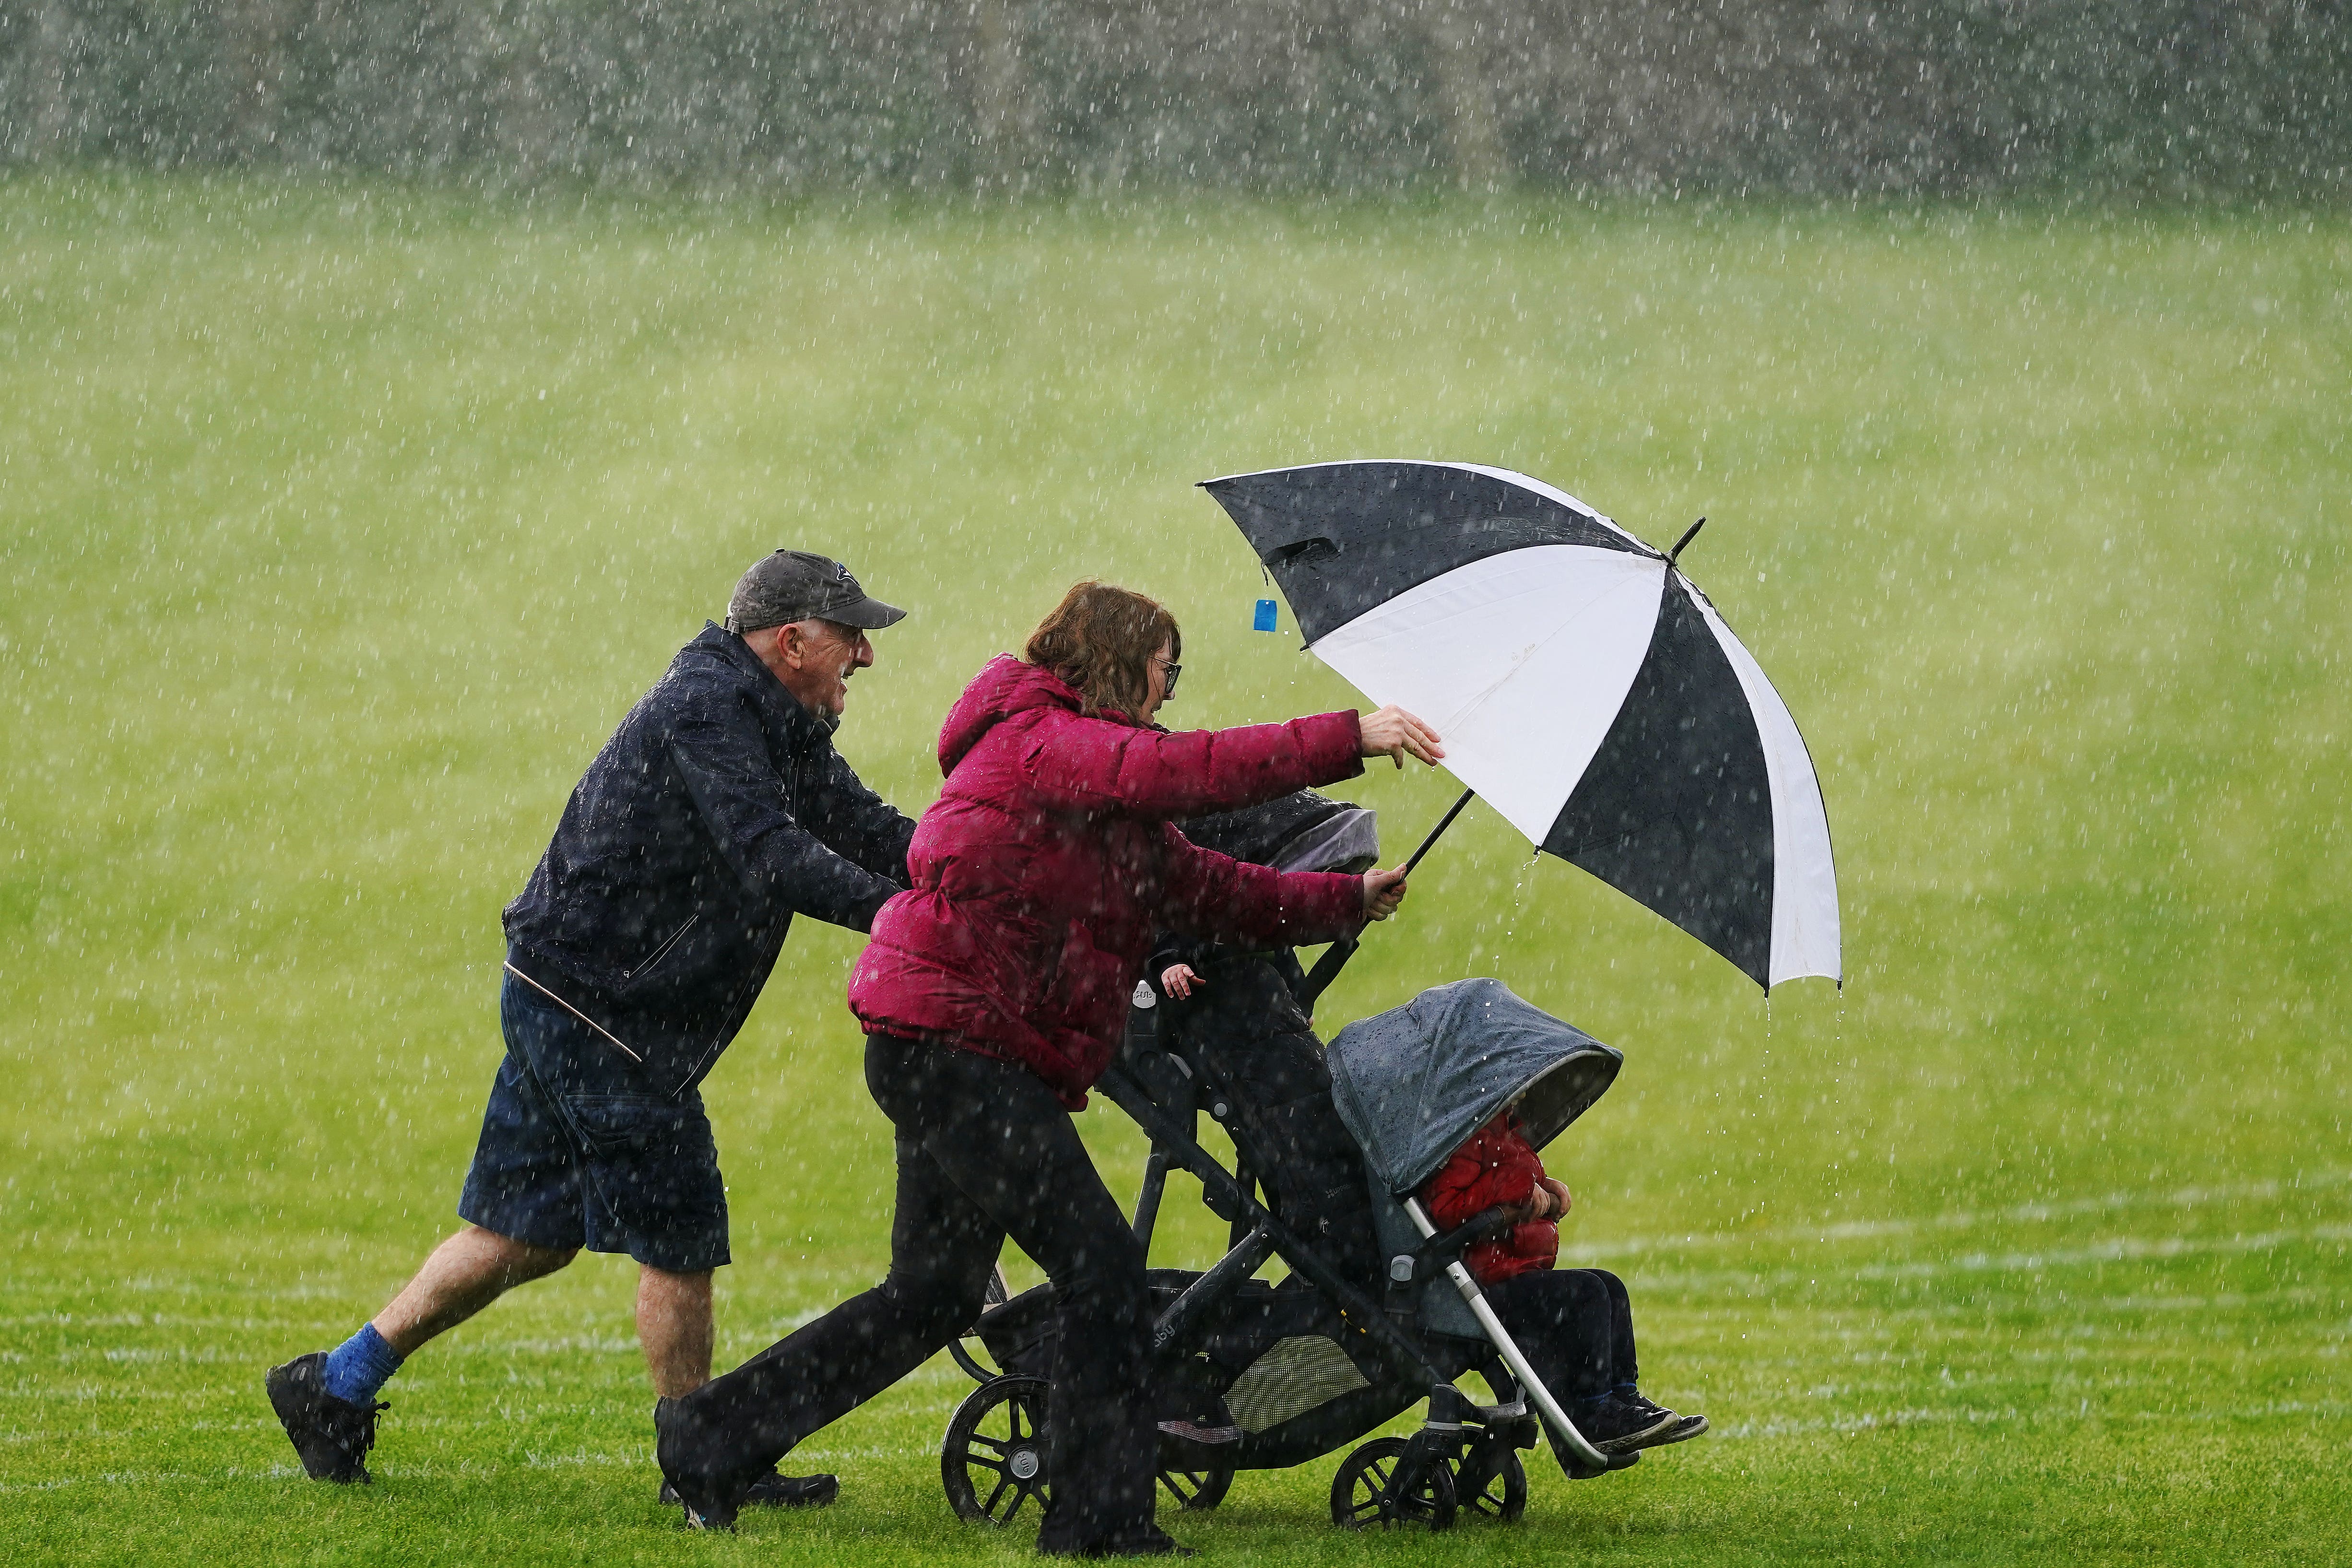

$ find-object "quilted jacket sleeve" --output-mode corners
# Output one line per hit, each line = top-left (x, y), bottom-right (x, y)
(1020, 709), (1365, 819)
(1157, 827), (1366, 950)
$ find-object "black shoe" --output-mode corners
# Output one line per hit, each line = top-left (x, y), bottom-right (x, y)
(1646, 1414), (1709, 1447)
(1617, 1388), (1708, 1448)
(1615, 1387), (1673, 1422)
(658, 1469), (839, 1509)
(1041, 1524), (1196, 1557)
(1582, 1391), (1696, 1454)
(265, 1352), (388, 1484)
(654, 1394), (763, 1532)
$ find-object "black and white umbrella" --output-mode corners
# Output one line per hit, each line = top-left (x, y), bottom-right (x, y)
(1202, 459), (1840, 991)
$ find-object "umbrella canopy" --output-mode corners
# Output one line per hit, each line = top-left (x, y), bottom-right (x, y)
(1202, 459), (1840, 991)
(1327, 978), (1621, 1196)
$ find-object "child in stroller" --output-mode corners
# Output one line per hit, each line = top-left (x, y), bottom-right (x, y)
(1420, 1107), (1706, 1462)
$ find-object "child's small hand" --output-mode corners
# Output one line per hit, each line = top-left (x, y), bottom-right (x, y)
(1539, 1177), (1572, 1217)
(1160, 963), (1202, 1000)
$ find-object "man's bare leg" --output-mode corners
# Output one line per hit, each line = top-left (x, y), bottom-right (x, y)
(643, 1267), (839, 1512)
(638, 1266), (715, 1399)
(267, 1225), (576, 1482)
(373, 1225), (578, 1356)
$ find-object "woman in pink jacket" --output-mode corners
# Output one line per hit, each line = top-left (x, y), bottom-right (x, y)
(659, 582), (1439, 1551)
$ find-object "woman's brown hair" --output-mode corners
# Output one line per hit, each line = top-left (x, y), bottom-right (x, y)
(1024, 581), (1182, 719)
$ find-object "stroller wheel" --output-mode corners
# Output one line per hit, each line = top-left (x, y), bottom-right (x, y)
(1330, 1437), (1457, 1530)
(1454, 1444), (1527, 1522)
(948, 1334), (998, 1383)
(942, 1375), (1052, 1525)
(951, 1263), (1016, 1384)
(1158, 1460), (1233, 1511)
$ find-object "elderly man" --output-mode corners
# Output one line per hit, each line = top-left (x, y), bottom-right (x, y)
(266, 551), (918, 1509)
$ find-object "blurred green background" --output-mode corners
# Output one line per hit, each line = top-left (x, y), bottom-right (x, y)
(1, 176), (2346, 1563)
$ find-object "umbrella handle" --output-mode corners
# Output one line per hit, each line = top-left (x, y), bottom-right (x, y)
(1402, 787), (1476, 875)
(1300, 788), (1475, 1013)
(1298, 934), (1357, 1011)
(1666, 515), (1706, 568)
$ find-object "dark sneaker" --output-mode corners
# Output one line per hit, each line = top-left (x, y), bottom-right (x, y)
(653, 1394), (757, 1532)
(1041, 1524), (1196, 1557)
(265, 1352), (388, 1484)
(1583, 1391), (1694, 1454)
(1647, 1413), (1709, 1447)
(1616, 1388), (1674, 1422)
(659, 1470), (839, 1509)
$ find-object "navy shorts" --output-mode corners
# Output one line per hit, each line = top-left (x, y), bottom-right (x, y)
(456, 967), (730, 1273)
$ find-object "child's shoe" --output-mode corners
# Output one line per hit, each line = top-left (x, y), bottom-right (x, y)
(1580, 1390), (1706, 1453)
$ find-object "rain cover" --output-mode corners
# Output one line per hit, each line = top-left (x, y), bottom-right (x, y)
(1327, 978), (1622, 1196)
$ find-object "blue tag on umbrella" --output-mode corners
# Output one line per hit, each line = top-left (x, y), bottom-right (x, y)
(1253, 599), (1278, 633)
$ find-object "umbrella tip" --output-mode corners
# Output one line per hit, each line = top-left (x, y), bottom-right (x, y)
(1667, 517), (1706, 568)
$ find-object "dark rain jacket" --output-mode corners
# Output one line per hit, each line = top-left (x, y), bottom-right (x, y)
(503, 622), (915, 1096)
(847, 656), (1368, 1106)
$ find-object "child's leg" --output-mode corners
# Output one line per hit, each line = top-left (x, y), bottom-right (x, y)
(1586, 1268), (1639, 1390)
(1486, 1271), (1616, 1399)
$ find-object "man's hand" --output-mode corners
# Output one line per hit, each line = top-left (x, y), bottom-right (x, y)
(1159, 963), (1202, 1000)
(1359, 706), (1444, 769)
(1361, 866), (1408, 920)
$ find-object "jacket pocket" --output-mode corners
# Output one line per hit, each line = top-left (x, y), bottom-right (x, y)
(622, 914), (699, 985)
(564, 1093), (703, 1158)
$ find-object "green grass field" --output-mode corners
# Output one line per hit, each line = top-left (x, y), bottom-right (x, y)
(2, 176), (2348, 1565)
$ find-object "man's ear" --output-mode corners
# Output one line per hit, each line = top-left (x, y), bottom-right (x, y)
(776, 623), (807, 671)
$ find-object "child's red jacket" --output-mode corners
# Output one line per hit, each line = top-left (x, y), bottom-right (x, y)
(1418, 1112), (1558, 1283)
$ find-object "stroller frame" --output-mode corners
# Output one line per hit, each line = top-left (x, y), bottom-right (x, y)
(942, 1004), (1613, 1530)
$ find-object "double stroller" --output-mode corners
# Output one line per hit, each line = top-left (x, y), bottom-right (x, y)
(937, 793), (1635, 1530)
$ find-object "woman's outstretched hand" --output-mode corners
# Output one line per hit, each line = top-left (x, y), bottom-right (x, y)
(1359, 706), (1443, 769)
(1361, 865), (1409, 920)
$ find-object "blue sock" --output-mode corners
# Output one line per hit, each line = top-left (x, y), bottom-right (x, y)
(322, 1323), (404, 1406)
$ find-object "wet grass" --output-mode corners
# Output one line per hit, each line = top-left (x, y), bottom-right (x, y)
(1, 175), (2347, 1565)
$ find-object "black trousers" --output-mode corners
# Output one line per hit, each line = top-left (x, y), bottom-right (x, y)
(674, 1034), (1157, 1551)
(1484, 1267), (1638, 1402)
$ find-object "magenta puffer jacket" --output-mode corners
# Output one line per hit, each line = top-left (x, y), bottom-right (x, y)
(848, 656), (1369, 1106)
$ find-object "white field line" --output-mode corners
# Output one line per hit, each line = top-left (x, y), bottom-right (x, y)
(1558, 1169), (2352, 1268)
(1625, 1223), (2352, 1296)
(1713, 1397), (2352, 1442)
(0, 1441), (947, 1495)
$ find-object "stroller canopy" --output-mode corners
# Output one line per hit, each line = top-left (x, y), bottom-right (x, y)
(1328, 978), (1621, 1196)
(1180, 789), (1379, 874)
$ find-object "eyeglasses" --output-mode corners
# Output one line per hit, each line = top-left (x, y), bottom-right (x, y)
(1155, 657), (1182, 698)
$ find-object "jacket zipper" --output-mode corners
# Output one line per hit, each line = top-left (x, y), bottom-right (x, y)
(625, 913), (698, 981)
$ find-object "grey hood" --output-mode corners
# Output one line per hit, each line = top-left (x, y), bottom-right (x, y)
(1327, 978), (1621, 1195)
